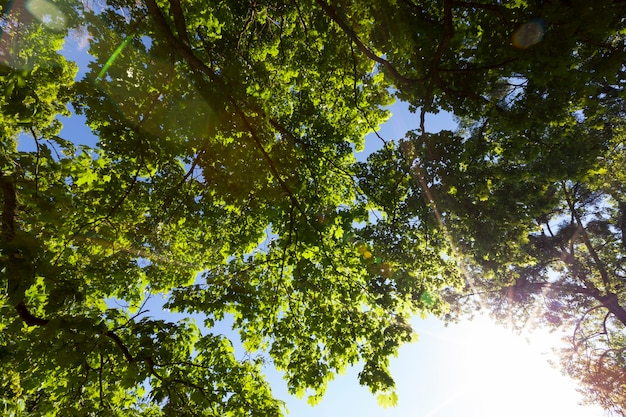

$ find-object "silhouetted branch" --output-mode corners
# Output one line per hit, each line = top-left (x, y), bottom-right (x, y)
(168, 0), (190, 46)
(145, 0), (302, 213)
(563, 183), (612, 290)
(314, 0), (421, 88)
(15, 302), (50, 326)
(619, 201), (626, 250)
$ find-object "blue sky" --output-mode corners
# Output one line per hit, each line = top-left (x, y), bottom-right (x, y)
(271, 313), (605, 417)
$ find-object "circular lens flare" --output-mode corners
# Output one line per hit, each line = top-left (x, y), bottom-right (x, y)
(512, 19), (545, 49)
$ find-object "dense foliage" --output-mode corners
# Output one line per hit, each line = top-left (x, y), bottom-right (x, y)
(0, 0), (624, 415)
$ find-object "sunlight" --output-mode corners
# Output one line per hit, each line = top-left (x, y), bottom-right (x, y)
(447, 315), (598, 417)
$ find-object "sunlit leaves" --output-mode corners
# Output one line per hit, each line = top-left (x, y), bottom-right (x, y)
(2, 0), (407, 413)
(4, 0), (626, 415)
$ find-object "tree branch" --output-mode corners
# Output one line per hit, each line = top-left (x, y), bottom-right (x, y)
(0, 173), (40, 324)
(106, 330), (134, 363)
(15, 302), (50, 326)
(15, 299), (137, 365)
(145, 0), (306, 218)
(167, 0), (190, 46)
(0, 171), (16, 242)
(619, 201), (626, 250)
(572, 304), (606, 350)
(563, 184), (612, 290)
(314, 0), (421, 88)
(597, 346), (626, 371)
(161, 145), (207, 213)
(29, 127), (41, 194)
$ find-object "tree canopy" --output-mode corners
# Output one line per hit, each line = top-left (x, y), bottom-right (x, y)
(0, 0), (625, 415)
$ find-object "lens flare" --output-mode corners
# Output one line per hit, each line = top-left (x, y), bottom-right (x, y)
(512, 19), (545, 49)
(25, 0), (66, 31)
(96, 35), (132, 82)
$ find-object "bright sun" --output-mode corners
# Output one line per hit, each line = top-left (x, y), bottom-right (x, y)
(445, 315), (597, 417)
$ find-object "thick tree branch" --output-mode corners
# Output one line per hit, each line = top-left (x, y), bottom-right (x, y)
(29, 127), (41, 194)
(15, 302), (50, 326)
(15, 295), (138, 367)
(564, 276), (626, 328)
(168, 0), (190, 46)
(417, 0), (454, 110)
(106, 330), (134, 363)
(597, 292), (626, 328)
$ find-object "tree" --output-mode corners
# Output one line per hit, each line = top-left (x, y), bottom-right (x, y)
(342, 0), (626, 413)
(1, 0), (446, 414)
(1, 0), (625, 415)
(441, 172), (626, 415)
(394, 4), (626, 413)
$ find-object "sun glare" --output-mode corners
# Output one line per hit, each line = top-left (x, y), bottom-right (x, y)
(444, 315), (601, 417)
